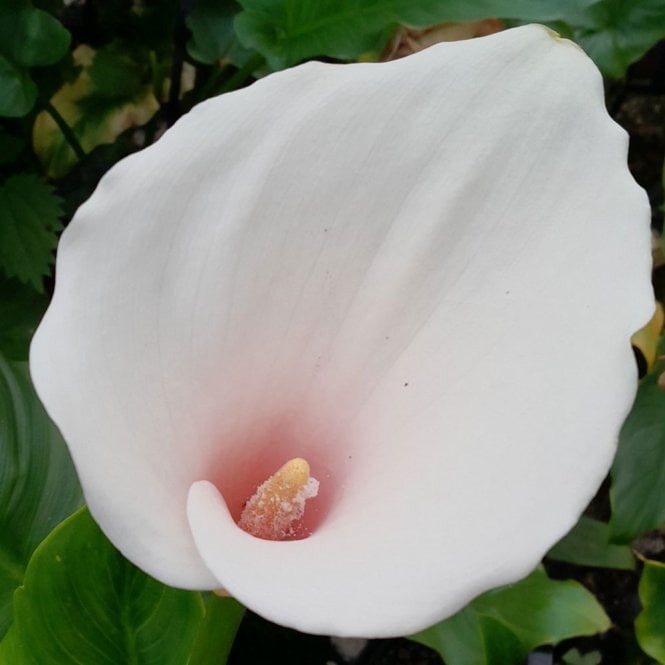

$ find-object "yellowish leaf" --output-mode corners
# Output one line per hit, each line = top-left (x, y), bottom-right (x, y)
(32, 45), (158, 178)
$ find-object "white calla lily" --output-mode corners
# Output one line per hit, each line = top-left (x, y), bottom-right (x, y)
(31, 24), (652, 637)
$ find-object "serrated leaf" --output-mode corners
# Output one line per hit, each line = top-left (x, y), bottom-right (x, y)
(0, 0), (70, 67)
(33, 45), (159, 178)
(547, 516), (635, 570)
(0, 54), (36, 118)
(636, 559), (665, 663)
(234, 0), (600, 69)
(610, 351), (665, 542)
(412, 567), (610, 665)
(0, 354), (82, 639)
(0, 174), (63, 292)
(0, 508), (205, 664)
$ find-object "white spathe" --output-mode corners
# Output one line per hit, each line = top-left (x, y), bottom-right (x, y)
(31, 24), (652, 637)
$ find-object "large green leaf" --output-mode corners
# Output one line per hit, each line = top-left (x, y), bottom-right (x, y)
(547, 516), (635, 570)
(234, 0), (600, 69)
(610, 355), (665, 542)
(0, 173), (63, 292)
(0, 354), (82, 639)
(572, 0), (665, 78)
(0, 508), (205, 664)
(471, 567), (611, 649)
(412, 567), (610, 665)
(636, 559), (665, 663)
(394, 0), (600, 26)
(415, 604), (527, 665)
(235, 0), (664, 77)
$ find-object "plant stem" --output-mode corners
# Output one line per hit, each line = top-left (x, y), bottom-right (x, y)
(166, 0), (195, 126)
(41, 99), (86, 162)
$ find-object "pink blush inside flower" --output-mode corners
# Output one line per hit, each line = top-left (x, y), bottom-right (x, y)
(203, 416), (344, 539)
(238, 458), (320, 540)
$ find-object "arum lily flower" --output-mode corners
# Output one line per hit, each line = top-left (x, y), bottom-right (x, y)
(31, 24), (652, 637)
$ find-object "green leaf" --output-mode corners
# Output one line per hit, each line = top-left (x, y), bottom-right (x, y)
(0, 1), (70, 116)
(571, 0), (665, 77)
(636, 559), (665, 663)
(189, 595), (245, 665)
(0, 0), (70, 67)
(88, 42), (147, 101)
(415, 605), (527, 665)
(0, 354), (82, 639)
(610, 357), (665, 542)
(0, 54), (36, 117)
(0, 173), (63, 292)
(234, 0), (600, 69)
(188, 0), (243, 64)
(547, 516), (635, 570)
(561, 648), (603, 665)
(412, 567), (610, 665)
(0, 276), (47, 361)
(472, 567), (611, 649)
(0, 508), (205, 664)
(235, 0), (390, 69)
(394, 0), (600, 26)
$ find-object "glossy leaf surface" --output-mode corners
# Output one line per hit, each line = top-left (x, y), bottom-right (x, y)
(0, 508), (205, 664)
(610, 352), (665, 542)
(0, 354), (81, 639)
(413, 567), (611, 665)
(189, 595), (245, 665)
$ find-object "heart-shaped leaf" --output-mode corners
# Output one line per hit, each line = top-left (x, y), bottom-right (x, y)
(0, 508), (205, 664)
(413, 567), (610, 665)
